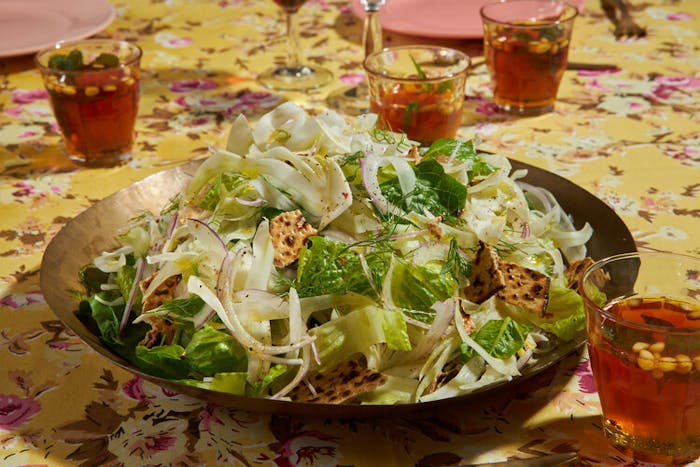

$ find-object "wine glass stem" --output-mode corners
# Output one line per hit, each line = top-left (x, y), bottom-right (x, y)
(363, 11), (383, 58)
(285, 10), (303, 70)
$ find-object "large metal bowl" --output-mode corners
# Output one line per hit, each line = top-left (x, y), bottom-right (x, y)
(40, 158), (635, 417)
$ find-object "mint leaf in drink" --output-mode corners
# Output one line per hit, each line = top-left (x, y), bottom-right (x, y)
(94, 52), (120, 68)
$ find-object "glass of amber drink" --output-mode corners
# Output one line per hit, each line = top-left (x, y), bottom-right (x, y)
(480, 0), (577, 115)
(581, 251), (700, 464)
(364, 45), (470, 145)
(35, 39), (142, 167)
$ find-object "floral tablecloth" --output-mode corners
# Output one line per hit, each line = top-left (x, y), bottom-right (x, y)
(1, 0), (699, 465)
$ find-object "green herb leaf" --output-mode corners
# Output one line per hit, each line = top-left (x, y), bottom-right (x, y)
(145, 295), (207, 326)
(423, 138), (495, 181)
(409, 54), (427, 79)
(79, 265), (110, 296)
(94, 52), (120, 68)
(77, 295), (149, 361)
(403, 101), (420, 130)
(382, 159), (467, 218)
(441, 238), (472, 282)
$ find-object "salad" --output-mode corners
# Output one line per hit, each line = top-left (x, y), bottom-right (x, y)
(77, 102), (593, 405)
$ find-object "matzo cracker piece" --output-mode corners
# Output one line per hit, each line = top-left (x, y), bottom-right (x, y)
(497, 262), (550, 315)
(565, 257), (595, 292)
(463, 241), (505, 303)
(140, 273), (182, 312)
(288, 360), (387, 404)
(269, 210), (317, 268)
(139, 315), (177, 348)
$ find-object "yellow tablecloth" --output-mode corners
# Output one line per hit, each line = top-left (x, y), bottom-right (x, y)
(1, 0), (699, 465)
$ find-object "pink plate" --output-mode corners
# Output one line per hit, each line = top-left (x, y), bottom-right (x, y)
(350, 0), (585, 39)
(0, 0), (116, 58)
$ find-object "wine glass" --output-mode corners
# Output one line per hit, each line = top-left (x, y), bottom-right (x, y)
(259, 0), (333, 91)
(326, 0), (385, 115)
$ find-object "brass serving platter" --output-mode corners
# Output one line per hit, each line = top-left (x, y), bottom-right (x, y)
(40, 158), (635, 417)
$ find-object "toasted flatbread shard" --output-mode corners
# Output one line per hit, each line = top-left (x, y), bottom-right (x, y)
(140, 273), (182, 312)
(288, 360), (387, 404)
(269, 210), (317, 268)
(565, 257), (595, 292)
(496, 262), (550, 316)
(463, 241), (506, 303)
(139, 315), (177, 348)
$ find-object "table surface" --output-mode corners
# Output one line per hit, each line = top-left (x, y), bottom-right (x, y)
(1, 0), (699, 465)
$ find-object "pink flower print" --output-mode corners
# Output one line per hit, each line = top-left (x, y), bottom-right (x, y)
(274, 431), (338, 467)
(11, 89), (48, 104)
(339, 73), (365, 86)
(475, 100), (500, 116)
(5, 106), (23, 117)
(654, 75), (700, 89)
(173, 96), (190, 108)
(171, 37), (192, 47)
(18, 130), (38, 138)
(576, 68), (621, 77)
(667, 11), (693, 21)
(12, 181), (42, 198)
(1, 292), (45, 309)
(574, 360), (597, 394)
(143, 433), (177, 452)
(0, 394), (41, 429)
(169, 78), (218, 93)
(122, 377), (152, 404)
(198, 404), (223, 432)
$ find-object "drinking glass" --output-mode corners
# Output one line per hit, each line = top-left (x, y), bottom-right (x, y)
(480, 0), (577, 115)
(364, 45), (470, 145)
(326, 0), (384, 115)
(35, 39), (141, 167)
(259, 0), (333, 91)
(581, 251), (700, 464)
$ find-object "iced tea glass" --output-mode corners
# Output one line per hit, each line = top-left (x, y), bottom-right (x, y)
(35, 39), (141, 167)
(364, 46), (470, 145)
(480, 0), (577, 115)
(581, 251), (700, 464)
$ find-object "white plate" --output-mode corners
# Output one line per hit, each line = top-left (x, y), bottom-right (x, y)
(0, 0), (116, 58)
(350, 0), (585, 39)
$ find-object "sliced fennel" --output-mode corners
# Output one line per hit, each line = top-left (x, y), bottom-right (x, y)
(79, 102), (593, 405)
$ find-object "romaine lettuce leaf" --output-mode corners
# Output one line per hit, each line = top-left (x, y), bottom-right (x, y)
(501, 286), (586, 342)
(460, 317), (530, 360)
(296, 236), (389, 299)
(184, 325), (247, 377)
(134, 344), (189, 379)
(251, 364), (289, 396)
(180, 372), (248, 395)
(115, 262), (139, 304)
(310, 305), (411, 370)
(391, 259), (456, 321)
(538, 286), (586, 341)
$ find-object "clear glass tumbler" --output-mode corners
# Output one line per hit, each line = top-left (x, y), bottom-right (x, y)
(364, 45), (470, 145)
(35, 39), (141, 167)
(480, 0), (577, 115)
(582, 251), (700, 464)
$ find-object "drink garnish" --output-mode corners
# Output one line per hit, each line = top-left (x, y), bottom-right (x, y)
(48, 50), (120, 71)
